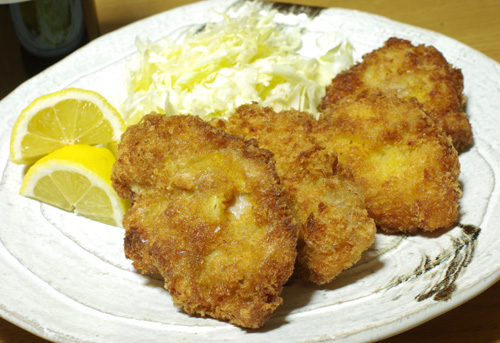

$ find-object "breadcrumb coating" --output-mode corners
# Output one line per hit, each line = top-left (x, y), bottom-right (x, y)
(315, 90), (461, 233)
(112, 114), (298, 328)
(212, 104), (376, 284)
(319, 37), (472, 150)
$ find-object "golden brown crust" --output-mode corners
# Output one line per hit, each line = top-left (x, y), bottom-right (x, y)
(212, 104), (376, 285)
(319, 37), (472, 150)
(315, 90), (461, 233)
(112, 113), (298, 328)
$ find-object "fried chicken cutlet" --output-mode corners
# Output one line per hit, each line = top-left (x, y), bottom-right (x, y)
(314, 90), (461, 233)
(319, 37), (472, 150)
(111, 114), (298, 328)
(212, 104), (376, 285)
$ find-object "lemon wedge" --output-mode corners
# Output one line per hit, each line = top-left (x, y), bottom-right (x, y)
(10, 88), (126, 164)
(20, 144), (129, 227)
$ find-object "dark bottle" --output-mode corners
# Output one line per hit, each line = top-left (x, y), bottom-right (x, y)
(10, 0), (87, 76)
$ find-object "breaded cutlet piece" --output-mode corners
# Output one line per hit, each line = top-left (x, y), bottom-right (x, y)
(111, 114), (298, 329)
(319, 37), (472, 150)
(212, 104), (376, 285)
(314, 90), (461, 233)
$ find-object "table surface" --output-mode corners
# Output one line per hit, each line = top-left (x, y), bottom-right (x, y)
(1, 0), (499, 342)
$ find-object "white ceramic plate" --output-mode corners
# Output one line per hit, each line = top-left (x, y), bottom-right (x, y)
(1, 1), (499, 342)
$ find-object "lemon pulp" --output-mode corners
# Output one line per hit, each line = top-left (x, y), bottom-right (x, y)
(10, 88), (126, 164)
(20, 144), (129, 226)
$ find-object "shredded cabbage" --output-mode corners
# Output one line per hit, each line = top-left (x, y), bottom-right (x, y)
(121, 6), (353, 124)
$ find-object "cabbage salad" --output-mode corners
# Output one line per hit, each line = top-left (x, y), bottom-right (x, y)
(121, 3), (353, 125)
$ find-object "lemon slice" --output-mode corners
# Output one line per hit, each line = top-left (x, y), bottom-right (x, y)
(10, 88), (126, 164)
(20, 144), (129, 227)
